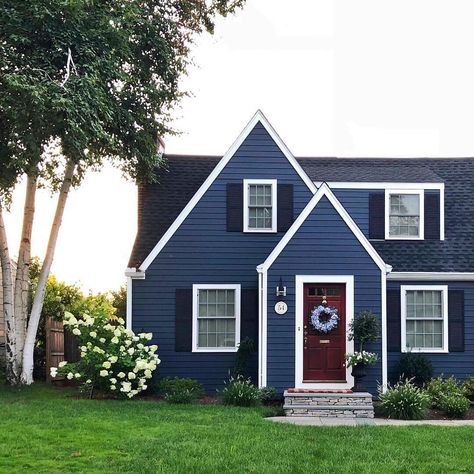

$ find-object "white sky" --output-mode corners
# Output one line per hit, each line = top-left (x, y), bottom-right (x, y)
(4, 0), (474, 292)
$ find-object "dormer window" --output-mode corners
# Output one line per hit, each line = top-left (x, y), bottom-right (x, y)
(243, 179), (277, 232)
(385, 189), (424, 240)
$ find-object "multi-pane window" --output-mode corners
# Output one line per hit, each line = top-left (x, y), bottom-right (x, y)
(244, 180), (276, 232)
(388, 193), (421, 238)
(402, 287), (448, 352)
(193, 286), (240, 351)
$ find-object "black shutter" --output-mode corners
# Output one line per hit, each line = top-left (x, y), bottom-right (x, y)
(387, 289), (401, 351)
(369, 192), (385, 239)
(424, 192), (440, 240)
(277, 184), (294, 232)
(175, 289), (193, 352)
(240, 289), (259, 349)
(448, 290), (464, 352)
(226, 183), (243, 232)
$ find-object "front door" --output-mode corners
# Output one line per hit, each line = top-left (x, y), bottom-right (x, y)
(303, 283), (346, 382)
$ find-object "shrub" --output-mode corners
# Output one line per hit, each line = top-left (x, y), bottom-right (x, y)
(50, 311), (160, 398)
(395, 353), (433, 388)
(426, 375), (463, 408)
(462, 377), (474, 401)
(348, 310), (380, 351)
(234, 337), (256, 377)
(221, 375), (262, 407)
(378, 379), (430, 420)
(158, 377), (204, 404)
(439, 394), (471, 419)
(259, 386), (277, 404)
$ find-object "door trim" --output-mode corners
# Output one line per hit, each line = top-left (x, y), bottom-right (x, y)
(295, 275), (355, 390)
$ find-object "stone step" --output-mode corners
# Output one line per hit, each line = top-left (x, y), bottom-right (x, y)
(283, 390), (374, 418)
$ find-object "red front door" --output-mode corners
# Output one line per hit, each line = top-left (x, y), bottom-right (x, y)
(303, 284), (346, 382)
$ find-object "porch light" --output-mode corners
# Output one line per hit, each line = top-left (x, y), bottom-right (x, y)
(276, 277), (287, 297)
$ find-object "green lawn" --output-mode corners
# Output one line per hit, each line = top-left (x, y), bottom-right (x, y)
(1, 384), (473, 473)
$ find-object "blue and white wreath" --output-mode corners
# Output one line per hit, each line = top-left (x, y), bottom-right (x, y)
(310, 305), (339, 333)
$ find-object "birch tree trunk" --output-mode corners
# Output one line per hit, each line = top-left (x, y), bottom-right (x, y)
(0, 204), (19, 384)
(13, 173), (37, 373)
(21, 160), (76, 385)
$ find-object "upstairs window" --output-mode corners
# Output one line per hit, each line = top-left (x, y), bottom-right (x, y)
(385, 190), (424, 239)
(243, 179), (277, 232)
(401, 286), (448, 353)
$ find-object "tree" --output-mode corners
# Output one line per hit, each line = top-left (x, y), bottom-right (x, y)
(0, 0), (245, 384)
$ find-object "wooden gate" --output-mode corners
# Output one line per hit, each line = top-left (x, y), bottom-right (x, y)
(45, 318), (65, 383)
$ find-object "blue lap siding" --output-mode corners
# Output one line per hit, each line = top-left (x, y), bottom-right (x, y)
(387, 280), (474, 382)
(266, 196), (383, 396)
(131, 122), (313, 391)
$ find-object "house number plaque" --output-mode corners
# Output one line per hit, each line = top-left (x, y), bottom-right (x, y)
(274, 301), (288, 315)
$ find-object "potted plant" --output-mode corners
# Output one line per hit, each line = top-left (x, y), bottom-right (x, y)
(346, 310), (380, 392)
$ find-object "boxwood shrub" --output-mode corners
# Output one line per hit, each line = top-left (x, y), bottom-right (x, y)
(158, 377), (204, 404)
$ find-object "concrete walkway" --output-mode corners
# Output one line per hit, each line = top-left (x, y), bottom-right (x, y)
(266, 416), (474, 427)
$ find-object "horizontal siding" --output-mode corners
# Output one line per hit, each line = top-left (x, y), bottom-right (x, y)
(388, 280), (474, 382)
(132, 122), (313, 391)
(267, 196), (383, 395)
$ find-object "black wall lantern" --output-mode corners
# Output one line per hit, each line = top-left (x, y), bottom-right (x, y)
(276, 277), (287, 297)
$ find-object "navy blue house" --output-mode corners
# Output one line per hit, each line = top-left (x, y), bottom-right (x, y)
(126, 111), (474, 396)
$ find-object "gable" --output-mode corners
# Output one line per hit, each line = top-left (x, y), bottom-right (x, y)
(133, 111), (316, 273)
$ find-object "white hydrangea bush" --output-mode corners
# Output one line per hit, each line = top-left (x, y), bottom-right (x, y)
(50, 311), (160, 398)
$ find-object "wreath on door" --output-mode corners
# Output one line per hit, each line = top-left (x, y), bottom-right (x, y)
(310, 305), (339, 333)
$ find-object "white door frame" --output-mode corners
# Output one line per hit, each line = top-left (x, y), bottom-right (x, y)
(295, 275), (355, 390)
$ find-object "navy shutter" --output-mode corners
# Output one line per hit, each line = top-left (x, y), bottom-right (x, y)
(448, 290), (464, 352)
(277, 184), (294, 232)
(227, 183), (243, 232)
(369, 192), (385, 239)
(175, 289), (193, 352)
(240, 289), (259, 349)
(424, 192), (440, 240)
(387, 289), (401, 351)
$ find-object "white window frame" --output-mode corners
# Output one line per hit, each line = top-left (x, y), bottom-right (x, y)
(400, 285), (449, 353)
(192, 284), (241, 353)
(243, 179), (277, 233)
(385, 189), (425, 240)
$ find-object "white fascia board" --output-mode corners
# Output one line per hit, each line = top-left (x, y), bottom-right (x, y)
(138, 110), (317, 272)
(125, 268), (145, 279)
(314, 182), (444, 190)
(388, 272), (474, 281)
(259, 183), (387, 273)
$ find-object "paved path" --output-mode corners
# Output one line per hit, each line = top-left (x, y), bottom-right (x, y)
(266, 416), (474, 426)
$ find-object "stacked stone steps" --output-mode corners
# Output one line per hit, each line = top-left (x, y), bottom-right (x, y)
(284, 391), (374, 418)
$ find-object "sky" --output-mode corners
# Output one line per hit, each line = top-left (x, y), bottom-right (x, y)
(4, 0), (474, 292)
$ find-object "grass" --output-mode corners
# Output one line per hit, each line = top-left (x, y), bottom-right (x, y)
(1, 384), (474, 473)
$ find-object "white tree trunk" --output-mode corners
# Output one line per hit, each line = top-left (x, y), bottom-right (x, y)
(0, 203), (19, 384)
(13, 174), (37, 374)
(21, 160), (76, 385)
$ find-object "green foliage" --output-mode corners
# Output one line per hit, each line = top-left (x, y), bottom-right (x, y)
(438, 394), (471, 419)
(0, 0), (246, 202)
(462, 377), (474, 401)
(221, 375), (262, 407)
(426, 375), (464, 408)
(259, 386), (277, 405)
(234, 337), (255, 377)
(395, 353), (434, 388)
(52, 311), (160, 398)
(379, 379), (430, 420)
(109, 286), (127, 321)
(158, 377), (204, 404)
(348, 310), (380, 351)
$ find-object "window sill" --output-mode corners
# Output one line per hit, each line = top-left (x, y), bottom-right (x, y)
(243, 229), (277, 233)
(192, 347), (239, 353)
(402, 348), (448, 354)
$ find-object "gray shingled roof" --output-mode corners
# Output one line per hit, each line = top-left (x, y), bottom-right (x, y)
(129, 155), (474, 272)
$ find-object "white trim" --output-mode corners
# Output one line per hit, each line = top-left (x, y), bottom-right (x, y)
(388, 272), (474, 281)
(125, 267), (145, 279)
(138, 110), (317, 272)
(381, 272), (388, 392)
(400, 285), (449, 353)
(315, 182), (444, 190)
(243, 179), (277, 233)
(440, 188), (445, 240)
(261, 271), (268, 387)
(295, 275), (355, 390)
(191, 284), (241, 353)
(259, 183), (387, 273)
(385, 189), (424, 240)
(126, 276), (132, 330)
